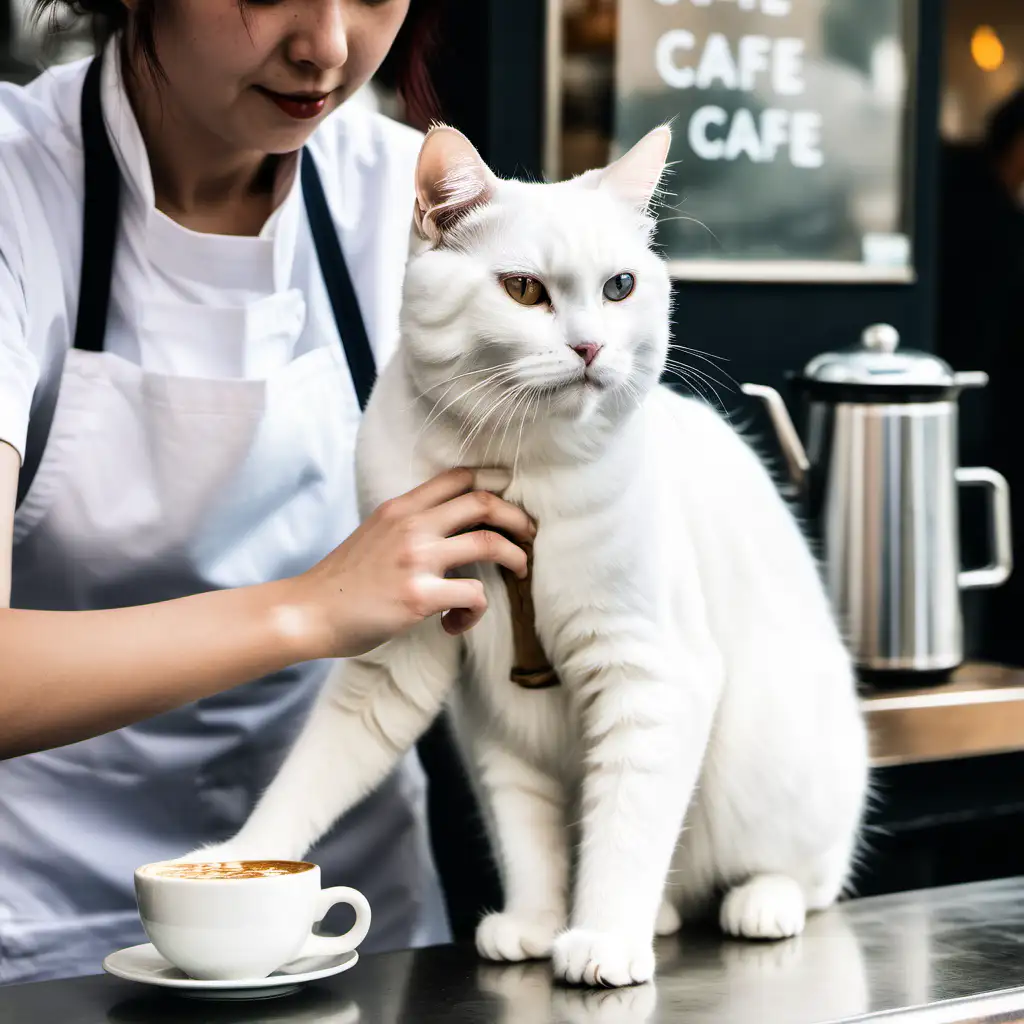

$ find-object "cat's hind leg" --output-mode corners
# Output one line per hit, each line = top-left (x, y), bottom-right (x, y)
(654, 900), (682, 937)
(719, 874), (806, 940)
(719, 834), (857, 940)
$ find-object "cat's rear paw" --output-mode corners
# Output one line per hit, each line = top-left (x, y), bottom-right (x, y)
(719, 875), (806, 940)
(553, 929), (655, 988)
(476, 910), (563, 962)
(655, 900), (682, 936)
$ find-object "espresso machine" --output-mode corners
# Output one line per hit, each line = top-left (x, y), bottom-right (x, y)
(743, 324), (1013, 686)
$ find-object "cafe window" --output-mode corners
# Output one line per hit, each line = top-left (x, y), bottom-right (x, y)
(546, 0), (918, 282)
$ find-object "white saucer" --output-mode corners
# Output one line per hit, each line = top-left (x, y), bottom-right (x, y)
(102, 943), (359, 1000)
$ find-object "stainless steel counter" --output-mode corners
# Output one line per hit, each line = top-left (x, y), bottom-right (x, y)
(641, 877), (1024, 1024)
(4, 877), (1024, 1022)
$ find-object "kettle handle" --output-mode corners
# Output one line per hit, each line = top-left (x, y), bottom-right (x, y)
(957, 467), (1013, 590)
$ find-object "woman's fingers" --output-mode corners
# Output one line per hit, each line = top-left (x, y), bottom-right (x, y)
(385, 467), (511, 519)
(427, 490), (536, 546)
(438, 579), (488, 635)
(437, 530), (530, 580)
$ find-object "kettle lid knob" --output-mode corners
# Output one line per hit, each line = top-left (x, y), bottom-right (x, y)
(861, 323), (900, 354)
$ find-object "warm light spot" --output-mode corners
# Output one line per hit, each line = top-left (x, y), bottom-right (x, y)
(971, 26), (1005, 72)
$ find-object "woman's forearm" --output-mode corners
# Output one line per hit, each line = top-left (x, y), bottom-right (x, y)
(0, 465), (537, 761)
(0, 580), (320, 759)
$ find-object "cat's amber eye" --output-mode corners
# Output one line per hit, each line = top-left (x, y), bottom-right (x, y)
(603, 273), (636, 302)
(503, 276), (549, 306)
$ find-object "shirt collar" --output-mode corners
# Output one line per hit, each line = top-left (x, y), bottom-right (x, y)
(97, 37), (303, 293)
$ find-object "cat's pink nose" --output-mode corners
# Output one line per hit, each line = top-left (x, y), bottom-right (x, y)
(572, 342), (602, 367)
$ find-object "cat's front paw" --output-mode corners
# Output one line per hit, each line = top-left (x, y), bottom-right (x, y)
(476, 910), (563, 961)
(165, 843), (245, 866)
(166, 839), (288, 866)
(719, 874), (806, 940)
(553, 929), (655, 988)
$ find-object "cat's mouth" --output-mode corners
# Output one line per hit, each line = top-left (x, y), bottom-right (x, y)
(534, 371), (608, 396)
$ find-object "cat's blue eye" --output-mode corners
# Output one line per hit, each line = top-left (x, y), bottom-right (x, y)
(603, 273), (635, 302)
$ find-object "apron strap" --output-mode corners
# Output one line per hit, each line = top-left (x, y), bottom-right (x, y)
(73, 53), (121, 354)
(17, 52), (377, 507)
(300, 150), (377, 412)
(15, 55), (113, 504)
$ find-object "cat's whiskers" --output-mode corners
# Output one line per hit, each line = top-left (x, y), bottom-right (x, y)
(448, 384), (519, 466)
(419, 367), (521, 441)
(617, 377), (644, 417)
(512, 391), (541, 479)
(408, 368), (521, 477)
(498, 384), (537, 460)
(662, 358), (731, 409)
(407, 361), (518, 410)
(663, 357), (734, 394)
(457, 383), (529, 466)
(494, 385), (536, 468)
(663, 365), (718, 408)
(462, 370), (530, 442)
(479, 382), (534, 466)
(667, 345), (739, 389)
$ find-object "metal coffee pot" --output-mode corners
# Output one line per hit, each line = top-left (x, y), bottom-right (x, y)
(742, 324), (1012, 683)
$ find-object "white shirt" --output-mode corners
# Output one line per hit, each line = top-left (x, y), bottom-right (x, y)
(0, 52), (422, 465)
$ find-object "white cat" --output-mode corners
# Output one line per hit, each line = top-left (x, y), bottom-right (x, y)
(191, 125), (870, 988)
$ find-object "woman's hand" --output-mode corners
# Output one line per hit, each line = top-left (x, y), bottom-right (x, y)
(288, 468), (534, 659)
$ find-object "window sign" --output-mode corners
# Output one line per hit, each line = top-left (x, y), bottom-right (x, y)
(548, 0), (918, 282)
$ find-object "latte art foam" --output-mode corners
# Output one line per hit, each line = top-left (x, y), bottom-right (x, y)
(141, 860), (314, 880)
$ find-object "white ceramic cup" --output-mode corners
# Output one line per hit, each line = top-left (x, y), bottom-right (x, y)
(134, 859), (372, 981)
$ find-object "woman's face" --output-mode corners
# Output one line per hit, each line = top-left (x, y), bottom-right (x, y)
(144, 0), (412, 155)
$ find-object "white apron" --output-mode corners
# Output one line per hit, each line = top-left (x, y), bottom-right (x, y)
(0, 53), (448, 984)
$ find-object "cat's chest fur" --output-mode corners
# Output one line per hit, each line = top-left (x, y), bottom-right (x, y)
(456, 479), (581, 778)
(454, 472), (654, 780)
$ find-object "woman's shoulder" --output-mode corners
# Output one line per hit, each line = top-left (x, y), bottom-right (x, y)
(0, 60), (89, 247)
(0, 58), (88, 167)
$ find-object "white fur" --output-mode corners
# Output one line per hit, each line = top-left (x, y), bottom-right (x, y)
(193, 127), (869, 988)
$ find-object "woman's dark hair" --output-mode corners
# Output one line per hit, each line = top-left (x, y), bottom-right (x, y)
(31, 0), (444, 129)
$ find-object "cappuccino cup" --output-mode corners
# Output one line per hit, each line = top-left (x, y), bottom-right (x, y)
(134, 859), (371, 981)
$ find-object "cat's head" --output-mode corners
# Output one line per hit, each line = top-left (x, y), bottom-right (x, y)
(399, 125), (673, 463)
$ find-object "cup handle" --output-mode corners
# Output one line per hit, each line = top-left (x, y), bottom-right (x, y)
(297, 886), (372, 958)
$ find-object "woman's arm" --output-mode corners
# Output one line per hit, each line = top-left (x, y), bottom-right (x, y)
(0, 440), (15, 609)
(0, 465), (532, 760)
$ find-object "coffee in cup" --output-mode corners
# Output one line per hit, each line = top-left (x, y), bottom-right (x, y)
(134, 859), (371, 981)
(139, 859), (312, 881)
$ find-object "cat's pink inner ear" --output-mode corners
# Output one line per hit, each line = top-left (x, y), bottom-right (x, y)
(599, 126), (672, 212)
(414, 126), (495, 243)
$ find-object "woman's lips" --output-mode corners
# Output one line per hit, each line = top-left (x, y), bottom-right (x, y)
(257, 87), (329, 120)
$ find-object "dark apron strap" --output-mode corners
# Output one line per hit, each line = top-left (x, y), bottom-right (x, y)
(300, 150), (377, 412)
(72, 54), (121, 355)
(15, 55), (114, 504)
(17, 52), (376, 507)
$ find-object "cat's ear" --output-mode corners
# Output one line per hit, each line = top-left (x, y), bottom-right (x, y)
(598, 125), (672, 213)
(414, 125), (497, 245)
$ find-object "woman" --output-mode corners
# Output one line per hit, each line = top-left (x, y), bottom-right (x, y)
(0, 0), (533, 985)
